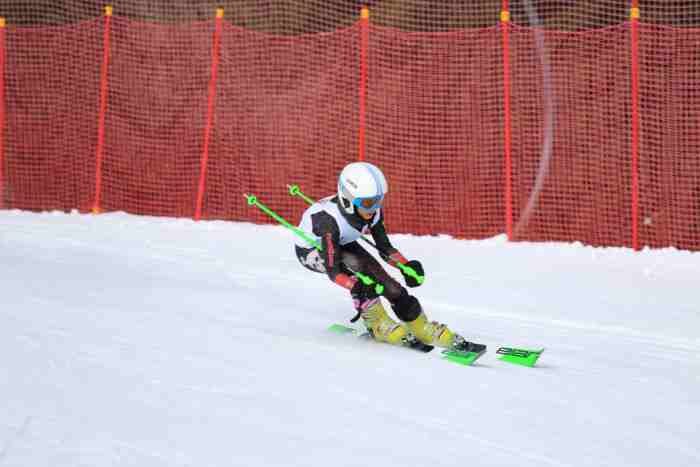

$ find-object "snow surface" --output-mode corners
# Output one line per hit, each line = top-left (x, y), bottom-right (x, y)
(1, 210), (698, 467)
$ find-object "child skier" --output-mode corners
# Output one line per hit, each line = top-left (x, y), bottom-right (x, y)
(294, 161), (485, 354)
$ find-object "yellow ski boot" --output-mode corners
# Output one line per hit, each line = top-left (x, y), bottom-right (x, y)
(406, 312), (456, 348)
(407, 312), (487, 355)
(360, 300), (409, 346)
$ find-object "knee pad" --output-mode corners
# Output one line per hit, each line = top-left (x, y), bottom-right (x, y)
(392, 290), (422, 322)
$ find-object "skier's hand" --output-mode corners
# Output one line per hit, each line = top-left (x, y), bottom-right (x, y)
(350, 277), (382, 302)
(401, 260), (425, 288)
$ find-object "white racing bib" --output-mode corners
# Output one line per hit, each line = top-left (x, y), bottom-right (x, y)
(295, 196), (380, 248)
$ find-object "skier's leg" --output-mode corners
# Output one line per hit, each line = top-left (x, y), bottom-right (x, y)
(297, 243), (407, 344)
(389, 289), (457, 347)
(339, 242), (404, 299)
(339, 243), (409, 345)
(339, 245), (458, 348)
(391, 290), (486, 353)
(338, 244), (482, 352)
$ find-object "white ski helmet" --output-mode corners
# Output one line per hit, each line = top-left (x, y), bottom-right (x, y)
(337, 162), (388, 215)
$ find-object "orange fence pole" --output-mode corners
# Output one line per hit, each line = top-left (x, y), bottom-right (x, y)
(92, 5), (113, 214)
(0, 17), (6, 209)
(358, 6), (369, 161)
(501, 1), (513, 239)
(630, 2), (640, 250)
(195, 7), (224, 221)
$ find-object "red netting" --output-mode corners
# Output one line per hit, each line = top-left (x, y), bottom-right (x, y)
(637, 24), (700, 250)
(366, 25), (503, 238)
(209, 23), (361, 224)
(0, 1), (699, 251)
(100, 18), (212, 217)
(508, 25), (634, 247)
(3, 21), (101, 212)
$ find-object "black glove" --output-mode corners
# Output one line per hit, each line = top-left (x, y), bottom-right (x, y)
(350, 278), (382, 302)
(401, 260), (425, 288)
(349, 278), (383, 319)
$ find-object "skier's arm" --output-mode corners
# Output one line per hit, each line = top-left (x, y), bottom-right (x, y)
(311, 211), (356, 290)
(370, 214), (425, 288)
(370, 215), (407, 266)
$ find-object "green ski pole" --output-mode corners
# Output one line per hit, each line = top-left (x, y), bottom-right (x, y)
(287, 184), (425, 286)
(243, 193), (384, 295)
(287, 184), (314, 205)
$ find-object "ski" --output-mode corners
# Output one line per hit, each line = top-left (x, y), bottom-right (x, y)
(329, 322), (488, 366)
(441, 348), (486, 366)
(496, 346), (545, 367)
(328, 323), (434, 353)
(329, 324), (545, 367)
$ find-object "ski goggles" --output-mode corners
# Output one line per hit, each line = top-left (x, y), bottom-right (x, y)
(353, 195), (384, 213)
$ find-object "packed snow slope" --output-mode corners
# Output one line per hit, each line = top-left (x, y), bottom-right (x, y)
(1, 210), (698, 467)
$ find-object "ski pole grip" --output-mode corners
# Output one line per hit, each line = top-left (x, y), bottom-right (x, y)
(355, 271), (385, 295)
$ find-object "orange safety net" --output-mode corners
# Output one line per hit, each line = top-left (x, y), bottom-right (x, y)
(0, 1), (699, 251)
